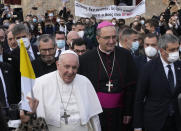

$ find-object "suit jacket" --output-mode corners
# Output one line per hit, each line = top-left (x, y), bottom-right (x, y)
(133, 56), (181, 131)
(0, 62), (20, 105)
(178, 93), (181, 115)
(134, 55), (147, 74)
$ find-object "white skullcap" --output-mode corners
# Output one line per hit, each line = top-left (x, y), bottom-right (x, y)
(60, 50), (78, 57)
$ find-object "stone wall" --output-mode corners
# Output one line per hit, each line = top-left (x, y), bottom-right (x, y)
(19, 0), (180, 20)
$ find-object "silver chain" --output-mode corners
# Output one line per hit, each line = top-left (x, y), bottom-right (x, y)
(56, 72), (74, 113)
(97, 48), (116, 80)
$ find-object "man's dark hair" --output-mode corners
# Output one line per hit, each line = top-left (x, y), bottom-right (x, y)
(145, 19), (157, 28)
(37, 34), (56, 48)
(72, 38), (87, 49)
(144, 33), (159, 41)
(75, 22), (85, 27)
(55, 31), (65, 35)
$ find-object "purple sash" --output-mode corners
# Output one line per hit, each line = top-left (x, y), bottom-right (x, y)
(97, 92), (123, 108)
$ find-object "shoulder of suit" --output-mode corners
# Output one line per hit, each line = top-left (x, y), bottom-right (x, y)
(79, 48), (97, 60)
(115, 46), (132, 56)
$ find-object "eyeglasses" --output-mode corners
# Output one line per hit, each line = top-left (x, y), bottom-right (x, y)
(74, 49), (86, 54)
(99, 35), (117, 41)
(40, 48), (55, 53)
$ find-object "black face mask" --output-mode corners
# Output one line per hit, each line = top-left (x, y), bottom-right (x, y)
(145, 29), (150, 34)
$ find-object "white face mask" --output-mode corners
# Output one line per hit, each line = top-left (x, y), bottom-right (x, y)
(77, 31), (84, 38)
(56, 19), (60, 23)
(112, 22), (116, 25)
(167, 51), (179, 63)
(145, 46), (157, 57)
(140, 20), (145, 25)
(17, 38), (30, 48)
(48, 13), (53, 17)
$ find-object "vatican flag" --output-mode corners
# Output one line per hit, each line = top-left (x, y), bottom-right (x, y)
(20, 39), (35, 112)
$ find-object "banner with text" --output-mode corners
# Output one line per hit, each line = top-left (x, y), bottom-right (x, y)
(75, 0), (145, 19)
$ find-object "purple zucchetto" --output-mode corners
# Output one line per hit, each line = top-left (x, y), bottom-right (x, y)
(97, 21), (114, 29)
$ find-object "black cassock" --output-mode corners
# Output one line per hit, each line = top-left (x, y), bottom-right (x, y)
(79, 47), (137, 131)
(32, 57), (57, 78)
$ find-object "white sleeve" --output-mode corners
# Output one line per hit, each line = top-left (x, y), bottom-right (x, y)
(33, 79), (46, 118)
(89, 115), (101, 131)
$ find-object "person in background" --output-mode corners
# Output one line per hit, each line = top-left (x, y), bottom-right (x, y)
(66, 31), (80, 49)
(71, 38), (87, 56)
(54, 31), (68, 58)
(134, 34), (181, 131)
(32, 34), (57, 78)
(119, 28), (140, 56)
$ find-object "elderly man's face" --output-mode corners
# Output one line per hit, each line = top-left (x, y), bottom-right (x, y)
(97, 26), (117, 52)
(39, 39), (56, 64)
(56, 54), (79, 84)
(7, 31), (18, 49)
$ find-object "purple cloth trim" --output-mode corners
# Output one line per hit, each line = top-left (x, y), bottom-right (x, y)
(97, 92), (123, 108)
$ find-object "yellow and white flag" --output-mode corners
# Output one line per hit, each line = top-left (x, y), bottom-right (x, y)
(20, 39), (35, 112)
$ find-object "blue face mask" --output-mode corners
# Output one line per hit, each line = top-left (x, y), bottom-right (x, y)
(0, 55), (3, 62)
(33, 18), (37, 23)
(56, 40), (65, 49)
(131, 41), (139, 52)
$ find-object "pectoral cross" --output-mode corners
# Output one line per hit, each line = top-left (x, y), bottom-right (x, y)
(106, 81), (113, 92)
(61, 111), (70, 124)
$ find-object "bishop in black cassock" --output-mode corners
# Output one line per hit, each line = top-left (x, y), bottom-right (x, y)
(79, 21), (137, 131)
(79, 46), (137, 130)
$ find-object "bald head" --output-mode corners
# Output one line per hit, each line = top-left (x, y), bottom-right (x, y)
(67, 31), (80, 48)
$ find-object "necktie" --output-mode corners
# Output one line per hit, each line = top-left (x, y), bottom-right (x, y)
(167, 65), (175, 92)
(27, 50), (33, 61)
(0, 77), (6, 107)
(58, 50), (62, 57)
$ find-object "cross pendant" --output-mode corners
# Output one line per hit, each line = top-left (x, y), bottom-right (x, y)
(61, 111), (70, 124)
(106, 81), (113, 92)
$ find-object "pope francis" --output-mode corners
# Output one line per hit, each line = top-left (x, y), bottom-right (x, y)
(22, 50), (102, 131)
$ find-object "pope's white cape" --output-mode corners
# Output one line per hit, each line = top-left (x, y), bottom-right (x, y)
(32, 71), (103, 128)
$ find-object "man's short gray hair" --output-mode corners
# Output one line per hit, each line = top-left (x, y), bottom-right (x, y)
(12, 24), (29, 37)
(37, 34), (56, 47)
(120, 28), (137, 42)
(158, 34), (179, 50)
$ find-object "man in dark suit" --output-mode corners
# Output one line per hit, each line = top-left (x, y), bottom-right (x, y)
(54, 31), (68, 58)
(134, 33), (159, 74)
(7, 24), (40, 105)
(133, 34), (181, 131)
(178, 93), (181, 115)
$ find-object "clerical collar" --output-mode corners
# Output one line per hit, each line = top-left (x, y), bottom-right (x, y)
(98, 45), (114, 55)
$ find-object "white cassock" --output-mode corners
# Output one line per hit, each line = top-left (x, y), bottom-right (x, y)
(32, 71), (103, 131)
